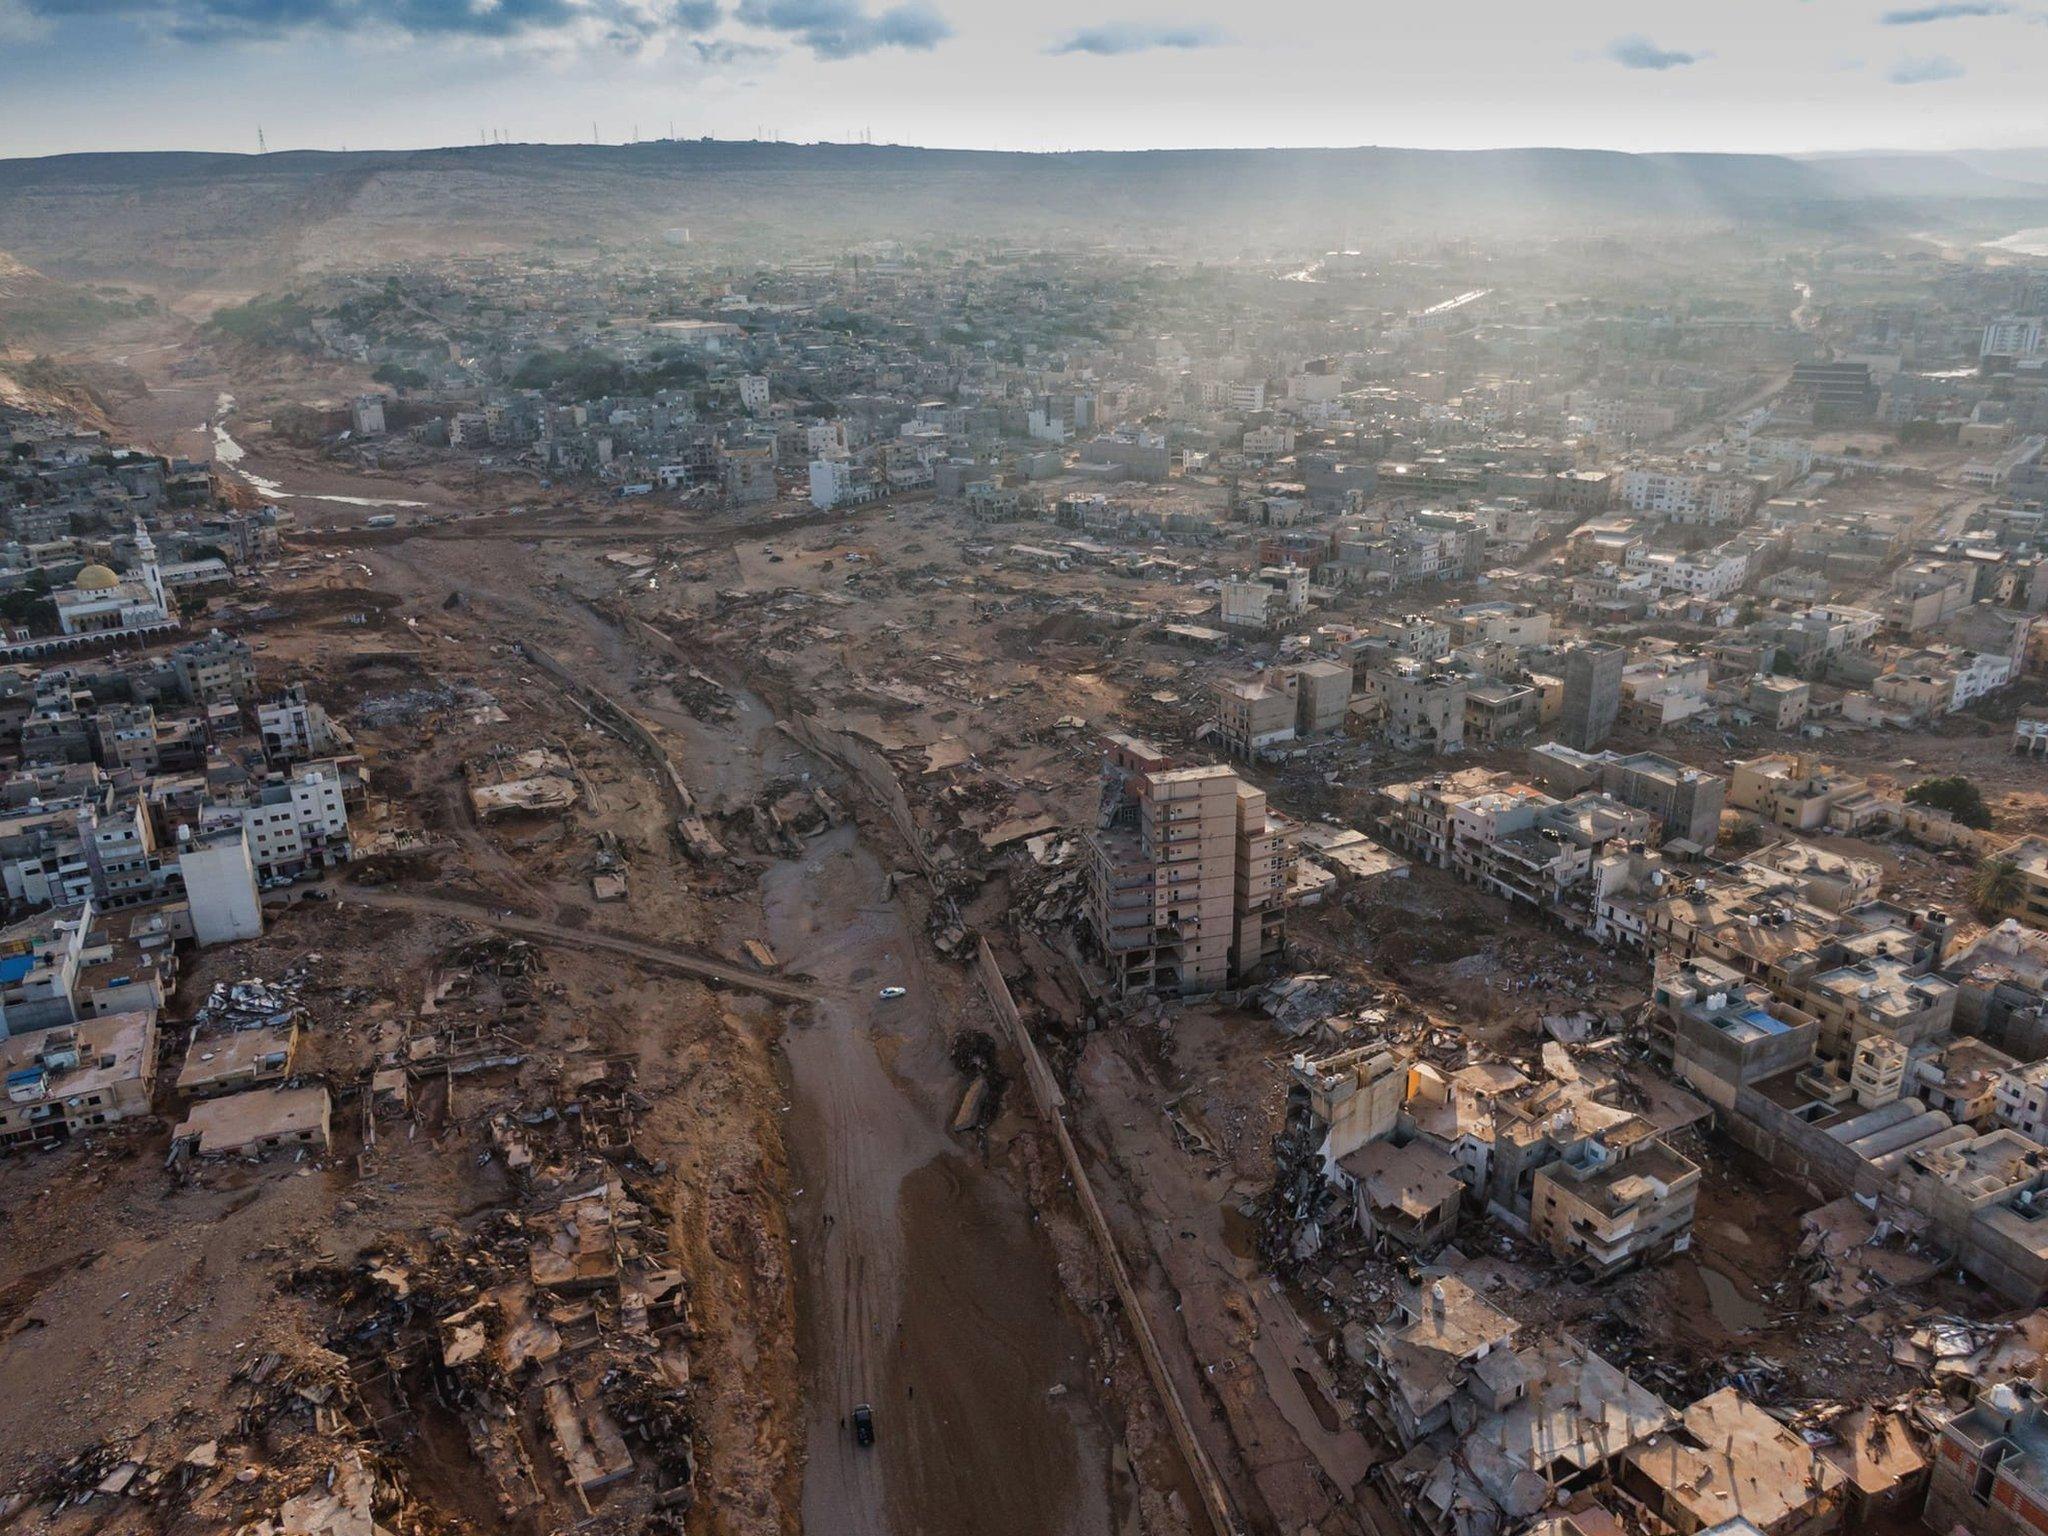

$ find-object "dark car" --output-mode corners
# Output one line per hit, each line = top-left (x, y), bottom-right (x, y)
(852, 1403), (875, 1448)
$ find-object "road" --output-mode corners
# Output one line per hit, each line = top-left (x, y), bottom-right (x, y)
(335, 887), (822, 1003)
(344, 525), (1118, 1535)
(764, 823), (1113, 1536)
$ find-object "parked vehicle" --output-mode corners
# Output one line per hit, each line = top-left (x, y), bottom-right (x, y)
(852, 1403), (875, 1447)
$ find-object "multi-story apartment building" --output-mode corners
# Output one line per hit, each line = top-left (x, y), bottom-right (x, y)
(1211, 672), (1299, 760)
(1085, 734), (1290, 997)
(1529, 1137), (1701, 1278)
(1528, 744), (1726, 847)
(1927, 1381), (2048, 1536)
(1373, 660), (1466, 754)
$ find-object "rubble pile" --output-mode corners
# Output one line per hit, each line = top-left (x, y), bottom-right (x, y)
(193, 970), (309, 1030)
(947, 1029), (1008, 1134)
(1258, 1080), (1344, 1275)
(356, 682), (497, 730)
(296, 1149), (695, 1525)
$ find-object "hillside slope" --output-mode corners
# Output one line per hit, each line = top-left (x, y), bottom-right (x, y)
(3, 139), (2045, 286)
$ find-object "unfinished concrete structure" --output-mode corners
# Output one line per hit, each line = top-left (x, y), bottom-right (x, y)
(1559, 641), (1625, 750)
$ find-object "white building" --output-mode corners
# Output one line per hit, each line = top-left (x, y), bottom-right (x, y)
(1983, 317), (2046, 360)
(1954, 651), (2016, 709)
(1619, 468), (1706, 517)
(258, 684), (347, 764)
(1221, 578), (1273, 631)
(738, 374), (771, 411)
(809, 457), (851, 510)
(1628, 544), (1748, 599)
(54, 523), (172, 637)
(1580, 399), (1678, 442)
(177, 826), (264, 946)
(223, 763), (352, 883)
(350, 395), (387, 438)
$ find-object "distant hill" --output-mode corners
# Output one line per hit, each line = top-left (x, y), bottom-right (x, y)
(2, 139), (2045, 289)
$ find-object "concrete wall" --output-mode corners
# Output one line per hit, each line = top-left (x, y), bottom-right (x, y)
(972, 940), (1241, 1536)
(780, 713), (936, 877)
(1724, 1087), (1877, 1198)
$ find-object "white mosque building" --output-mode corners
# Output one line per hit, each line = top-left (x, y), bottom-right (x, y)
(54, 522), (174, 637)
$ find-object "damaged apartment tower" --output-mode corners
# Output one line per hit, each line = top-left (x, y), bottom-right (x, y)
(1087, 732), (1289, 997)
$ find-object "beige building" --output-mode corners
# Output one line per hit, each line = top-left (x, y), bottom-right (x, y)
(1289, 659), (1353, 737)
(175, 1018), (300, 1098)
(1372, 659), (1467, 754)
(1729, 754), (1887, 833)
(174, 1085), (332, 1158)
(1621, 1387), (1847, 1536)
(1529, 1139), (1701, 1278)
(1211, 671), (1298, 760)
(1990, 837), (2048, 932)
(1086, 734), (1290, 997)
(0, 1012), (158, 1148)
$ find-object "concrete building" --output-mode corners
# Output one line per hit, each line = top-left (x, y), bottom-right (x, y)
(257, 683), (348, 765)
(1620, 1387), (1847, 1536)
(1987, 837), (2048, 932)
(176, 1017), (298, 1098)
(1529, 1137), (1701, 1278)
(174, 1084), (332, 1158)
(1653, 957), (1820, 1110)
(1927, 1381), (2048, 1536)
(176, 826), (264, 946)
(1528, 744), (1726, 846)
(1463, 681), (1540, 747)
(1728, 755), (1886, 835)
(1289, 659), (1353, 737)
(1086, 734), (1289, 997)
(1559, 642), (1625, 751)
(0, 1011), (157, 1149)
(1984, 316), (2047, 359)
(1375, 660), (1467, 754)
(1211, 672), (1298, 760)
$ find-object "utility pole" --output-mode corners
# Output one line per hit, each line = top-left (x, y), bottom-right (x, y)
(257, 126), (267, 154)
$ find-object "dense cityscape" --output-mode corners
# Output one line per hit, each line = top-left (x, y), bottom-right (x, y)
(6, 61), (2048, 1536)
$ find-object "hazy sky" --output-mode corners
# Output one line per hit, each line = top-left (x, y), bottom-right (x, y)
(2, 0), (2045, 159)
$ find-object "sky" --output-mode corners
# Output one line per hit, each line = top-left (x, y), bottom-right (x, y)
(1, 0), (2046, 160)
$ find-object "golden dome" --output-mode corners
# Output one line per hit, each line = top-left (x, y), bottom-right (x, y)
(73, 564), (121, 592)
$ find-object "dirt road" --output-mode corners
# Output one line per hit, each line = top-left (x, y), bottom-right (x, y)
(765, 823), (1116, 1536)
(335, 886), (823, 1002)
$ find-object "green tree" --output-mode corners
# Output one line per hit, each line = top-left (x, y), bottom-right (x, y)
(1972, 858), (2025, 919)
(1905, 775), (1992, 830)
(0, 586), (57, 634)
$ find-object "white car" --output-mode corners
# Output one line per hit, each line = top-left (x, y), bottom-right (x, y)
(877, 986), (907, 1000)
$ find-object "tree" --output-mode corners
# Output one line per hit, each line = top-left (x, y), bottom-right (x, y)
(1972, 858), (2025, 920)
(1905, 775), (1992, 830)
(0, 588), (56, 634)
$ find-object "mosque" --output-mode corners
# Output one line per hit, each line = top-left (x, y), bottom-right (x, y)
(54, 522), (173, 637)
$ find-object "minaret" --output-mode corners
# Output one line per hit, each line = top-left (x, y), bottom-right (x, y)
(133, 519), (166, 615)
